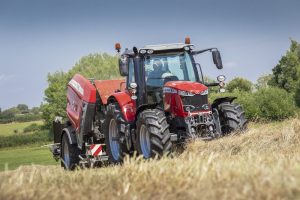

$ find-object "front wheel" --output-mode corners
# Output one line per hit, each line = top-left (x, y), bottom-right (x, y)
(218, 102), (247, 134)
(136, 109), (172, 159)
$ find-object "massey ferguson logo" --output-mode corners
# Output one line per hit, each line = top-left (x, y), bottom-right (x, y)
(163, 87), (177, 94)
(69, 79), (84, 96)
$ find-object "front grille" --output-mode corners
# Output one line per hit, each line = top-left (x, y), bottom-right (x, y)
(181, 94), (208, 112)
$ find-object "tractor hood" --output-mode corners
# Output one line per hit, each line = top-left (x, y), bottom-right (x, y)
(164, 81), (208, 94)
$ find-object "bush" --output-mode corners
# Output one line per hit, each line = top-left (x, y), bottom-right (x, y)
(209, 87), (296, 121)
(23, 123), (42, 133)
(255, 87), (296, 120)
(226, 77), (253, 93)
(0, 130), (51, 148)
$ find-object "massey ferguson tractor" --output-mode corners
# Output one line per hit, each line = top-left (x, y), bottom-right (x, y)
(50, 37), (247, 170)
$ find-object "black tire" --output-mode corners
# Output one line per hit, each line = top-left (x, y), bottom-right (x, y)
(218, 102), (247, 134)
(103, 103), (126, 164)
(61, 133), (80, 170)
(136, 109), (172, 159)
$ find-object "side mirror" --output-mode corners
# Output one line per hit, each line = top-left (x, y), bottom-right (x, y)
(212, 50), (223, 69)
(119, 55), (129, 76)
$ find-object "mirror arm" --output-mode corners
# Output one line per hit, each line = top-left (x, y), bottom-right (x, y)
(192, 48), (218, 55)
(205, 82), (220, 87)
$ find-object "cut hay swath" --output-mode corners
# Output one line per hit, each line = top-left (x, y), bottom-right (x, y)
(1, 118), (300, 200)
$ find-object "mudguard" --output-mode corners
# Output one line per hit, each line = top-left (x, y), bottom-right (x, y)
(94, 79), (125, 104)
(62, 126), (77, 145)
(211, 97), (237, 109)
(108, 91), (136, 122)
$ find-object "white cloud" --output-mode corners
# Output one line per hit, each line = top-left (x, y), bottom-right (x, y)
(0, 74), (15, 82)
(224, 62), (239, 69)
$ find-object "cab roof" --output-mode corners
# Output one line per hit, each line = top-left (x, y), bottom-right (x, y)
(141, 43), (194, 51)
(121, 43), (194, 56)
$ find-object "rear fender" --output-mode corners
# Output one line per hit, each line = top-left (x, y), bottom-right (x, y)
(61, 126), (77, 145)
(211, 97), (237, 109)
(108, 92), (136, 122)
(136, 104), (159, 117)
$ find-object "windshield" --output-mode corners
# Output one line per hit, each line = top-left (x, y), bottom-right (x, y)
(144, 52), (197, 88)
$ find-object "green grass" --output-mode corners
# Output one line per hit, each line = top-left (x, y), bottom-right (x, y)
(0, 145), (57, 171)
(0, 121), (43, 136)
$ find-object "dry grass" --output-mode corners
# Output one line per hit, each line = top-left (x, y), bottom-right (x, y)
(1, 118), (300, 200)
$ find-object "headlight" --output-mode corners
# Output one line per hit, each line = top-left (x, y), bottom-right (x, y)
(217, 75), (226, 82)
(200, 89), (208, 95)
(139, 49), (147, 54)
(220, 88), (226, 93)
(184, 46), (190, 51)
(147, 49), (154, 54)
(178, 90), (195, 96)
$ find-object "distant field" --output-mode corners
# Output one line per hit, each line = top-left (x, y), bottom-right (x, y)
(0, 121), (43, 136)
(0, 145), (57, 171)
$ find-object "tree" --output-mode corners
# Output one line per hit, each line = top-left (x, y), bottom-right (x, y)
(42, 71), (69, 128)
(30, 107), (40, 114)
(269, 40), (300, 93)
(0, 107), (19, 122)
(295, 82), (300, 107)
(17, 104), (29, 113)
(255, 74), (273, 90)
(226, 77), (253, 93)
(42, 53), (119, 128)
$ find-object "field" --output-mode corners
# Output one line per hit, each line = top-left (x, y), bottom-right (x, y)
(0, 121), (43, 136)
(0, 121), (55, 171)
(0, 146), (57, 171)
(1, 118), (300, 200)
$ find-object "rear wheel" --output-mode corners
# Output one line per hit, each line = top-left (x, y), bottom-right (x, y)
(218, 102), (247, 134)
(136, 109), (172, 159)
(61, 133), (80, 170)
(104, 103), (125, 164)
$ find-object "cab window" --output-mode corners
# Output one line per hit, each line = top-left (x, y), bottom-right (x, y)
(127, 58), (135, 87)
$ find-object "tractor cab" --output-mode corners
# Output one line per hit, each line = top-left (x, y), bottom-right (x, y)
(116, 38), (225, 110)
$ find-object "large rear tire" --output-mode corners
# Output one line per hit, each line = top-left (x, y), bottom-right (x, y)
(218, 102), (247, 134)
(136, 109), (172, 159)
(104, 103), (125, 164)
(61, 133), (80, 170)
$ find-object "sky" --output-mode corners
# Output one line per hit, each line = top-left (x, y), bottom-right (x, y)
(0, 0), (300, 109)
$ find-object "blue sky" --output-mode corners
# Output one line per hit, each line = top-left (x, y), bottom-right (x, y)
(0, 0), (300, 109)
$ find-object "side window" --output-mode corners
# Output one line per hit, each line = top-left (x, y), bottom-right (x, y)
(195, 63), (204, 83)
(185, 52), (196, 82)
(127, 58), (135, 86)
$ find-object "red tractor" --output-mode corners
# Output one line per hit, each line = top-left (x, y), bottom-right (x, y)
(51, 38), (247, 170)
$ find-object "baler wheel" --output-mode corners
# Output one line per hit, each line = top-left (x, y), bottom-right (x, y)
(61, 133), (80, 170)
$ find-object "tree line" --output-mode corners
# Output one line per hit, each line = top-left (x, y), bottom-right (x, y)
(0, 104), (42, 123)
